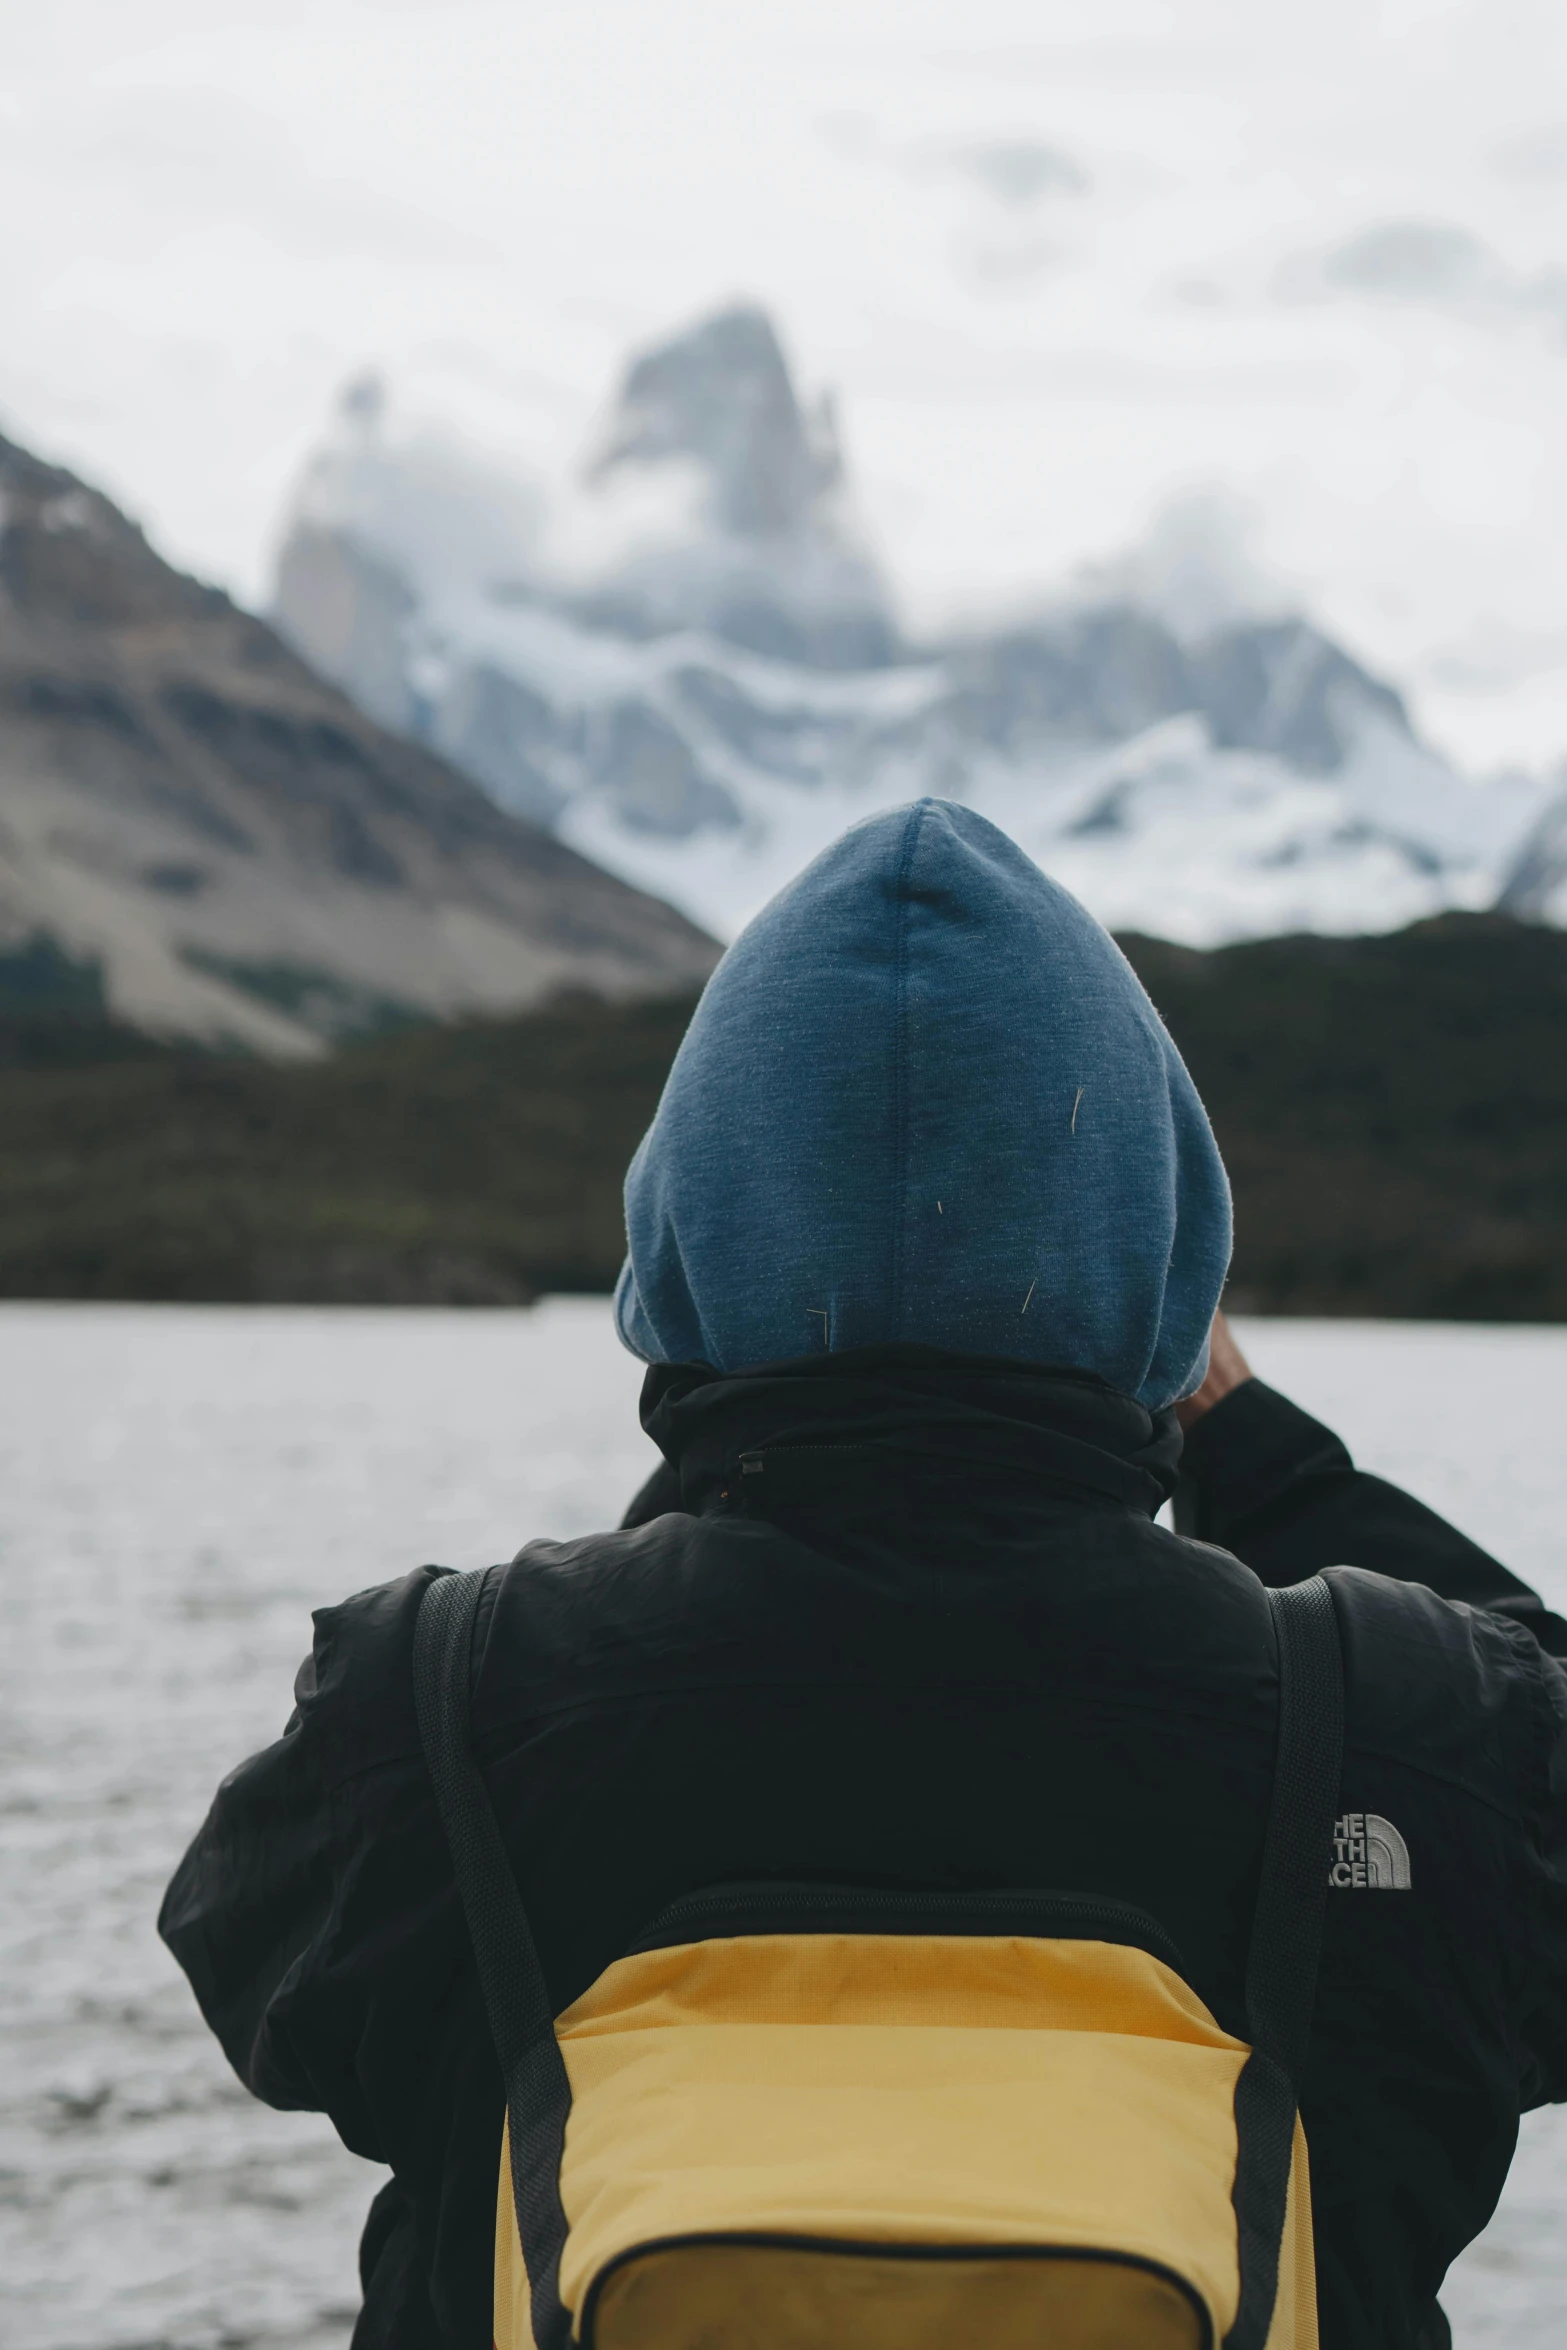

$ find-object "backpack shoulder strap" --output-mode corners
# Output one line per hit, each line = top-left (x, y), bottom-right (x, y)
(1249, 1574), (1345, 2083)
(413, 1567), (572, 2350)
(1224, 1571), (1345, 2350)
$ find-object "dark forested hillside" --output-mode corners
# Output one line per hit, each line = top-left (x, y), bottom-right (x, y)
(1119, 914), (1567, 1319)
(0, 991), (692, 1303)
(0, 911), (1562, 1316)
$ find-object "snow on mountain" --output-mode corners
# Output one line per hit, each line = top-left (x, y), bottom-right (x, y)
(1499, 780), (1567, 927)
(270, 304), (1553, 945)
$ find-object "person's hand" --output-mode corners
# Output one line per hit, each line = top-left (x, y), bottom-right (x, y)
(1174, 1309), (1253, 1431)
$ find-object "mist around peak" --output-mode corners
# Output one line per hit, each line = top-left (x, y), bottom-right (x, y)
(269, 300), (1556, 945)
(1072, 491), (1292, 648)
(275, 305), (895, 688)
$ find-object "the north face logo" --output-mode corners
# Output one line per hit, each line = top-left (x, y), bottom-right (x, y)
(1330, 1812), (1411, 1889)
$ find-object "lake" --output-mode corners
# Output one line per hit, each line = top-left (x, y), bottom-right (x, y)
(1, 1302), (1563, 2348)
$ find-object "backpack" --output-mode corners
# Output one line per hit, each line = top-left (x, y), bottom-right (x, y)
(414, 1566), (1342, 2350)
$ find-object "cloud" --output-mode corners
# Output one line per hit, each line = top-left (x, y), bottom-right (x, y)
(1425, 621), (1567, 696)
(282, 378), (545, 606)
(35, 87), (488, 267)
(1276, 218), (1567, 344)
(902, 132), (1089, 295)
(1074, 489), (1292, 644)
(1276, 219), (1499, 307)
(944, 138), (1091, 207)
(1318, 222), (1496, 302)
(1488, 123), (1567, 185)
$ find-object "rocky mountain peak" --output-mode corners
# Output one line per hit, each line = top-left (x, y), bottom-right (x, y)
(0, 433), (232, 638)
(590, 303), (841, 541)
(567, 302), (894, 667)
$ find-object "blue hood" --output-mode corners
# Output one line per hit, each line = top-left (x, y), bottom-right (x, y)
(615, 800), (1231, 1409)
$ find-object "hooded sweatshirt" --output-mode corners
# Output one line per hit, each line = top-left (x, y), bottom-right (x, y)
(615, 798), (1232, 1410)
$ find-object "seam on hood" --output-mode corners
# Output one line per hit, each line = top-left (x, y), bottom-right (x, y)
(888, 801), (923, 1347)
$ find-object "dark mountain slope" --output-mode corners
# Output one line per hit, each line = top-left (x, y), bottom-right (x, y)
(0, 430), (718, 1055)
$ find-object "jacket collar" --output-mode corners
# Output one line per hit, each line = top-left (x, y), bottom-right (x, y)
(640, 1344), (1182, 1522)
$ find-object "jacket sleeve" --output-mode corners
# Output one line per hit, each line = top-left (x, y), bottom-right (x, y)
(1176, 1378), (1567, 1656)
(158, 1566), (499, 2350)
(157, 1664), (346, 2122)
(1182, 1382), (1567, 2115)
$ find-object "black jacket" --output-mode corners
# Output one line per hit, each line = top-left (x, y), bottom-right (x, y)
(160, 1350), (1567, 2350)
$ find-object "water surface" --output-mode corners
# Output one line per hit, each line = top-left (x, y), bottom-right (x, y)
(1, 1304), (1561, 2347)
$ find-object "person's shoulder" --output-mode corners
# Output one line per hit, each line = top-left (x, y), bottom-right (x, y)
(290, 1528), (739, 1782)
(496, 1509), (796, 1639)
(286, 1563), (447, 1784)
(1325, 1563), (1560, 1812)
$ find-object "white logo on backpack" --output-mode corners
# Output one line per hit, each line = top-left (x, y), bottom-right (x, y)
(1330, 1812), (1411, 1889)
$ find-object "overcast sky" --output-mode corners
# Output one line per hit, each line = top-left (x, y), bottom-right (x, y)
(4, 0), (1567, 769)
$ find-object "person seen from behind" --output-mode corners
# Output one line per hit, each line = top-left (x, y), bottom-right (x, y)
(163, 801), (1567, 2350)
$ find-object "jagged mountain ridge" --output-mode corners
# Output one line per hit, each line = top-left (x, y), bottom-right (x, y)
(271, 304), (1547, 944)
(573, 304), (894, 669)
(0, 431), (717, 1054)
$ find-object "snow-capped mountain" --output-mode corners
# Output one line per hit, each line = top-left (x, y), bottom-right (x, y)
(271, 305), (1552, 944)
